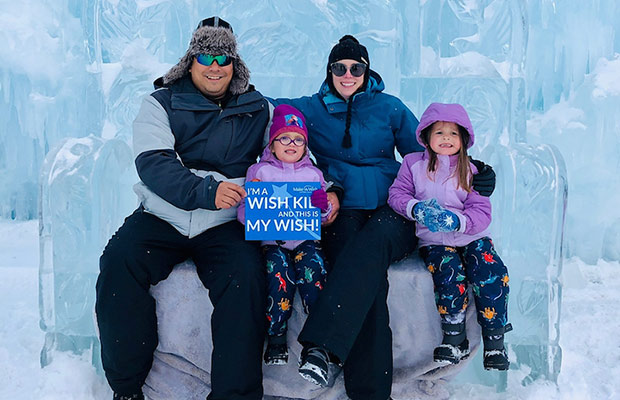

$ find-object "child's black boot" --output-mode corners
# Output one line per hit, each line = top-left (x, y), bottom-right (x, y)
(434, 322), (470, 364)
(482, 323), (512, 371)
(264, 334), (288, 365)
(113, 393), (144, 400)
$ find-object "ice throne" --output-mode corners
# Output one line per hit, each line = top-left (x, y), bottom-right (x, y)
(38, 1), (566, 398)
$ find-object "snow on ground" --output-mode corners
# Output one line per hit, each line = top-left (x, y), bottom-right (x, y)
(0, 219), (618, 399)
(0, 220), (112, 400)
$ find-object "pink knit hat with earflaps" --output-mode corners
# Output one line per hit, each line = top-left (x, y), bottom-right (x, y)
(268, 104), (309, 145)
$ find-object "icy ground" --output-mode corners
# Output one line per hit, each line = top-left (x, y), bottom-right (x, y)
(1, 219), (618, 399)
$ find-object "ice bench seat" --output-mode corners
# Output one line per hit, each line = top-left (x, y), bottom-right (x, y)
(143, 255), (481, 400)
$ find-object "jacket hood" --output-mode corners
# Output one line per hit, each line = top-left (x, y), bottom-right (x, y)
(415, 103), (475, 149)
(162, 25), (250, 95)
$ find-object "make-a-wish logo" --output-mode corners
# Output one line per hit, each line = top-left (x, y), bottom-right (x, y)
(292, 185), (317, 194)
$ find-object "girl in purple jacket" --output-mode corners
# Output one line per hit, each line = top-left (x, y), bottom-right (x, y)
(388, 102), (511, 371)
(238, 104), (332, 366)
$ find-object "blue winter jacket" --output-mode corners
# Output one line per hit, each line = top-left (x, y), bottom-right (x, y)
(270, 70), (423, 210)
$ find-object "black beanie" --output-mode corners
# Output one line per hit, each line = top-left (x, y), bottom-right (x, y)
(326, 35), (370, 96)
(326, 35), (370, 148)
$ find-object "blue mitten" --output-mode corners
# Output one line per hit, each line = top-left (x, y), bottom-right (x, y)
(412, 199), (442, 226)
(433, 208), (461, 232)
(413, 199), (460, 232)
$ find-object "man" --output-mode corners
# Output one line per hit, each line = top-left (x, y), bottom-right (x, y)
(95, 17), (270, 400)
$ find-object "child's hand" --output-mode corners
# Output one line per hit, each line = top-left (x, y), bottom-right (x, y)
(432, 209), (460, 232)
(311, 189), (329, 211)
(413, 199), (460, 232)
(412, 199), (441, 226)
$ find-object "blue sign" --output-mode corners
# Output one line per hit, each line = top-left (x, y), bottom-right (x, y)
(244, 181), (321, 241)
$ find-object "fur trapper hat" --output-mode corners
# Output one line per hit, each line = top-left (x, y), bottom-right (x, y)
(162, 17), (250, 95)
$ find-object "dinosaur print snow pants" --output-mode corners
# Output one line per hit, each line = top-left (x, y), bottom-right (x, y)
(419, 237), (509, 332)
(264, 240), (327, 338)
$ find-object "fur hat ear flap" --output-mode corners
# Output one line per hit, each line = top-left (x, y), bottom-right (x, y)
(162, 52), (194, 86)
(163, 17), (250, 94)
(229, 57), (250, 95)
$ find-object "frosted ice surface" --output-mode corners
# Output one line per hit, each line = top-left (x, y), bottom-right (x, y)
(39, 135), (136, 367)
(17, 0), (617, 389)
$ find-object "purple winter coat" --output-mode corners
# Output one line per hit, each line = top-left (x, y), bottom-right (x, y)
(237, 146), (331, 250)
(388, 103), (491, 247)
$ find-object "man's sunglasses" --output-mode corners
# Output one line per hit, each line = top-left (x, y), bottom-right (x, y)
(196, 54), (233, 67)
(330, 62), (367, 77)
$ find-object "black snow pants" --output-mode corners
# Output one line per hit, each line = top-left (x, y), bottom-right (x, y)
(298, 205), (417, 400)
(95, 209), (266, 400)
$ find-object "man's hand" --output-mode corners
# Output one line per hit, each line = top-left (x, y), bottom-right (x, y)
(323, 192), (340, 226)
(215, 182), (246, 209)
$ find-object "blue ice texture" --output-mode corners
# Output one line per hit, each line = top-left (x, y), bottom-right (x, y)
(0, 0), (615, 390)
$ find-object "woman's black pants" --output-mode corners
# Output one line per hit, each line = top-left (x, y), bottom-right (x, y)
(298, 205), (417, 400)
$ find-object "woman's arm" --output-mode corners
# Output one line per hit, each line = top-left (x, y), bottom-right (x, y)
(392, 99), (424, 157)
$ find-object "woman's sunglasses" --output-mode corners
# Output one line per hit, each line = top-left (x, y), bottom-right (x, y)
(196, 54), (233, 67)
(330, 62), (367, 77)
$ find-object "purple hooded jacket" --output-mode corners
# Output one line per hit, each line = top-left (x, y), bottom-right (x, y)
(388, 103), (491, 247)
(237, 145), (331, 250)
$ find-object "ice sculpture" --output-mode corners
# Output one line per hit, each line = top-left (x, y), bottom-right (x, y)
(3, 0), (617, 260)
(144, 259), (482, 400)
(0, 1), (104, 220)
(35, 0), (571, 393)
(397, 1), (567, 386)
(39, 136), (136, 367)
(523, 1), (620, 264)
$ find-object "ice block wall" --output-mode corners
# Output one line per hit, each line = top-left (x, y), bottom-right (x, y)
(18, 0), (618, 388)
(1, 2), (617, 257)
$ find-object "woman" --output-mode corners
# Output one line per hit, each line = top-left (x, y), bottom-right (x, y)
(270, 35), (495, 400)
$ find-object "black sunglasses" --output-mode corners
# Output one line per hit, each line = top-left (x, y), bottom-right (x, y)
(330, 62), (367, 77)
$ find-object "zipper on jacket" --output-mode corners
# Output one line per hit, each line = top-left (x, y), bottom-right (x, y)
(223, 119), (234, 159)
(188, 208), (194, 238)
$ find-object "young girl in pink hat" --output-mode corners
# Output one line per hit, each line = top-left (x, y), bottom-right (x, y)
(238, 104), (332, 365)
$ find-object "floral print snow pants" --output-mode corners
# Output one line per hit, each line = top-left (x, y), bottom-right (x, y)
(264, 240), (327, 337)
(419, 237), (509, 331)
